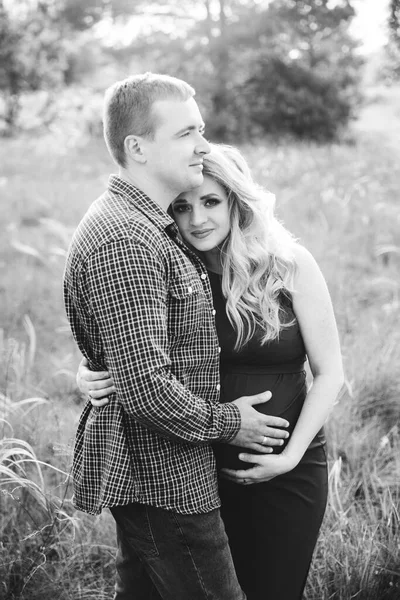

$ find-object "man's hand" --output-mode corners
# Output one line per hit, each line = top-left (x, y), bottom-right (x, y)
(229, 391), (290, 453)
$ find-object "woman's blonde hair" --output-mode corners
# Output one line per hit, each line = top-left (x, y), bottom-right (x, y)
(202, 144), (297, 350)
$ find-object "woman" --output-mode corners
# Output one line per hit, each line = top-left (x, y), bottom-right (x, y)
(77, 143), (344, 599)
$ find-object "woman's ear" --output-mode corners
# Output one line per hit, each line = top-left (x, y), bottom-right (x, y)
(124, 135), (147, 164)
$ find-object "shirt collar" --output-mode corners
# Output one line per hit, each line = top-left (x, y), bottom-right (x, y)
(108, 175), (178, 237)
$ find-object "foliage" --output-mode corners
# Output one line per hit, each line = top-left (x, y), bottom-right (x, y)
(0, 323), (115, 600)
(0, 0), (363, 141)
(0, 413), (115, 600)
(106, 0), (362, 141)
(389, 0), (400, 50)
(233, 57), (351, 141)
(0, 1), (68, 134)
(60, 0), (140, 31)
(384, 0), (400, 82)
(238, 0), (361, 140)
(205, 0), (362, 141)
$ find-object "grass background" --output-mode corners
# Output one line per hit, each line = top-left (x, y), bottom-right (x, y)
(1, 85), (400, 599)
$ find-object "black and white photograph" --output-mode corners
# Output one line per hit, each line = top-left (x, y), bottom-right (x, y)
(1, 1), (399, 599)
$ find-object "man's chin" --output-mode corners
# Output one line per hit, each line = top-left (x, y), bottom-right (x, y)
(187, 173), (204, 190)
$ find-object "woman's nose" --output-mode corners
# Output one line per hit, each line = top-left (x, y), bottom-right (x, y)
(190, 207), (207, 226)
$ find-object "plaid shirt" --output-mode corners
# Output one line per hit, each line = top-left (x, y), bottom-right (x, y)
(64, 175), (241, 515)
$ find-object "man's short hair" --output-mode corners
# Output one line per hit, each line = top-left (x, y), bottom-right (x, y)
(103, 72), (195, 168)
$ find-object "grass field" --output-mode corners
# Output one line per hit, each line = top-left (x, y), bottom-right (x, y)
(1, 89), (400, 599)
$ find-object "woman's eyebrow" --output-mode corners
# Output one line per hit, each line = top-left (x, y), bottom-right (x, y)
(200, 193), (220, 200)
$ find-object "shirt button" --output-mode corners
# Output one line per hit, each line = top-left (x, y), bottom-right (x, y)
(216, 384), (221, 391)
(187, 286), (193, 294)
(218, 346), (221, 353)
(212, 309), (216, 316)
(200, 273), (207, 280)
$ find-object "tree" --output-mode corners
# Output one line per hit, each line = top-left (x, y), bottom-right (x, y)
(228, 0), (362, 141)
(0, 0), (363, 140)
(60, 0), (141, 31)
(389, 0), (400, 43)
(385, 0), (400, 80)
(112, 0), (361, 140)
(0, 3), (21, 132)
(0, 0), (67, 134)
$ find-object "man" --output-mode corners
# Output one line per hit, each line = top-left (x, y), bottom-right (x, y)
(64, 73), (286, 599)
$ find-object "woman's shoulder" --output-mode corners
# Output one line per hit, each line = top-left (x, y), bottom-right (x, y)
(292, 243), (319, 272)
(291, 243), (328, 295)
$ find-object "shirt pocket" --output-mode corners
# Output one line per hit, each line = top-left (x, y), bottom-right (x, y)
(167, 276), (204, 336)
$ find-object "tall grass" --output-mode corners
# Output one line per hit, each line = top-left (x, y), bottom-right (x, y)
(1, 109), (400, 598)
(0, 323), (116, 599)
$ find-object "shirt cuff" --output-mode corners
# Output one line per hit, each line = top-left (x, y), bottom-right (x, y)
(216, 402), (242, 443)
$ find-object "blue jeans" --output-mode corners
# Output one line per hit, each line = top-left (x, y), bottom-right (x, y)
(110, 502), (246, 600)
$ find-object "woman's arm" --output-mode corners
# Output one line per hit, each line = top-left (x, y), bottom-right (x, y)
(279, 243), (344, 462)
(221, 244), (344, 483)
(76, 356), (116, 405)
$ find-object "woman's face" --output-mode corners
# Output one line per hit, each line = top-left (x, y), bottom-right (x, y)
(171, 175), (231, 252)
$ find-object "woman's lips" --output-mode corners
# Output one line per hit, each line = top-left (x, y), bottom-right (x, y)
(191, 229), (213, 239)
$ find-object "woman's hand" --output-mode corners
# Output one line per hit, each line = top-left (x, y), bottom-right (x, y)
(76, 357), (115, 407)
(220, 451), (298, 485)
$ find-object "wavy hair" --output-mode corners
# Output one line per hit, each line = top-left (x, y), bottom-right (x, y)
(202, 144), (297, 350)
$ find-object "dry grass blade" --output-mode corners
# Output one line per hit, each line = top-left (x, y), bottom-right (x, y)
(0, 435), (69, 511)
(10, 240), (47, 264)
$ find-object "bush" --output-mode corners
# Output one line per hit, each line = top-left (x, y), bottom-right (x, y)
(230, 57), (355, 142)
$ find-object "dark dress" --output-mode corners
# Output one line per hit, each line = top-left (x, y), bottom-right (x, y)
(209, 270), (328, 600)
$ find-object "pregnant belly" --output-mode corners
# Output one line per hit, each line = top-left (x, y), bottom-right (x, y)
(214, 368), (309, 471)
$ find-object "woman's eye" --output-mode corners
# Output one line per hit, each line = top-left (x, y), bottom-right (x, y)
(173, 205), (189, 213)
(205, 199), (220, 207)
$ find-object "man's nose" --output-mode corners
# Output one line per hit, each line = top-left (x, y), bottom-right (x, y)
(195, 135), (210, 156)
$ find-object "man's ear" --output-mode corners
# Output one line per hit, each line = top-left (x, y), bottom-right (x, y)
(124, 135), (147, 164)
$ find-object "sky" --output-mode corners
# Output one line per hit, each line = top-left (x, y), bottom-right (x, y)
(350, 0), (390, 54)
